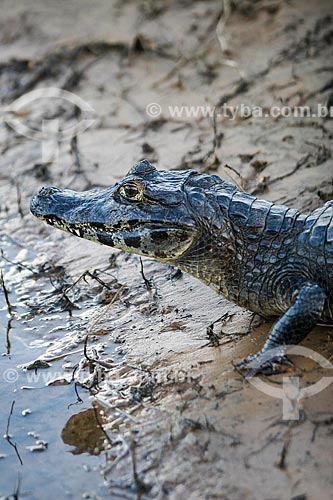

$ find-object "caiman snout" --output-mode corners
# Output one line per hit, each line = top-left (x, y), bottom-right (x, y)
(30, 186), (66, 219)
(36, 186), (61, 198)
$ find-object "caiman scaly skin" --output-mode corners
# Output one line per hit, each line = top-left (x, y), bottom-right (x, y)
(30, 160), (333, 372)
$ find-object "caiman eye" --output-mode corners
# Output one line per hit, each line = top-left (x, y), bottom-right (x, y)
(118, 182), (143, 201)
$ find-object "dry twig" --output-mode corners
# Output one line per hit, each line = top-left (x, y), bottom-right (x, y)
(5, 401), (23, 466)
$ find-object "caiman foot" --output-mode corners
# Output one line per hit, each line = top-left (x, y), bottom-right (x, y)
(234, 351), (295, 378)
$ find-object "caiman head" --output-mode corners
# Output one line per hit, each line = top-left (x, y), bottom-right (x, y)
(30, 160), (236, 281)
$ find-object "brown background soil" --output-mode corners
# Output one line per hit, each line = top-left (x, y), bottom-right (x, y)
(0, 1), (332, 499)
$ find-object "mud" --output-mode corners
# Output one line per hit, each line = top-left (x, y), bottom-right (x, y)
(0, 1), (333, 499)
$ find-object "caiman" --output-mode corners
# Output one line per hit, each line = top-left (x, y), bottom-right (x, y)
(30, 159), (333, 374)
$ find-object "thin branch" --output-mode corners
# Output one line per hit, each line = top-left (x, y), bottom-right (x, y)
(6, 318), (12, 355)
(70, 135), (83, 173)
(276, 421), (296, 470)
(0, 248), (36, 274)
(139, 258), (152, 290)
(130, 431), (141, 500)
(0, 269), (13, 316)
(263, 154), (312, 191)
(15, 182), (24, 219)
(92, 404), (113, 447)
(5, 401), (23, 466)
(83, 334), (114, 369)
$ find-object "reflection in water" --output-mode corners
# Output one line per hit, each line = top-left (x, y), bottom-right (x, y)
(61, 407), (106, 455)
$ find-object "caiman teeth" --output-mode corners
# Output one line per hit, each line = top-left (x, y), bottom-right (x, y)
(41, 216), (82, 236)
(67, 227), (80, 236)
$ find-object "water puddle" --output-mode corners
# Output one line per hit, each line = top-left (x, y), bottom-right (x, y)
(0, 234), (120, 499)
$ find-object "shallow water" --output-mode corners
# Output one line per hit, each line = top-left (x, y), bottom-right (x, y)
(0, 236), (118, 499)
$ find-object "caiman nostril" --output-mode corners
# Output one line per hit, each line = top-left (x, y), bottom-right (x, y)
(37, 186), (59, 198)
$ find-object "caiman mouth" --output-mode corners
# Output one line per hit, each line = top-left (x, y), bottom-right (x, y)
(38, 214), (192, 234)
(37, 213), (196, 261)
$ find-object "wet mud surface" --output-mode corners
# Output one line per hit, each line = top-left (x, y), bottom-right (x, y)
(0, 1), (333, 499)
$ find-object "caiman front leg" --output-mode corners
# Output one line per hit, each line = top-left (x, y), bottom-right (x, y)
(237, 282), (326, 377)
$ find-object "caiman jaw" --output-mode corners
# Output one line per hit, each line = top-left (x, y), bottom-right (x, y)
(96, 223), (195, 260)
(30, 188), (196, 262)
